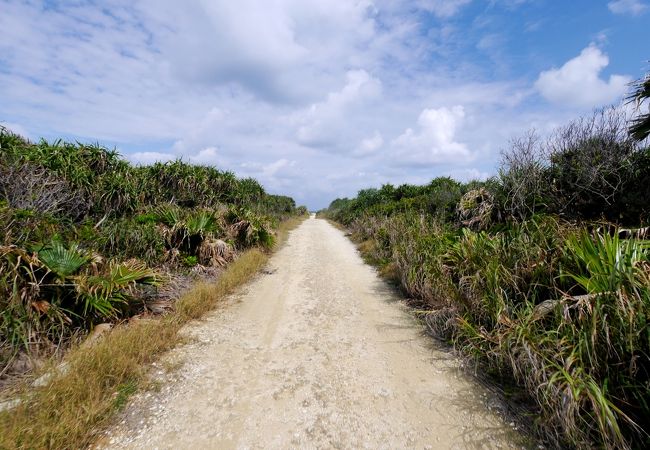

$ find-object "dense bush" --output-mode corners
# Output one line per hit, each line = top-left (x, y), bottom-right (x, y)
(0, 126), (306, 372)
(498, 107), (649, 224)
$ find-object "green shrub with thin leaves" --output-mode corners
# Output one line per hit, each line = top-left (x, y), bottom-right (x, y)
(326, 185), (650, 447)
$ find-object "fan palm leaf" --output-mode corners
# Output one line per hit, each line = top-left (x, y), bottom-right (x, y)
(74, 260), (159, 318)
(38, 241), (89, 279)
(185, 211), (218, 236)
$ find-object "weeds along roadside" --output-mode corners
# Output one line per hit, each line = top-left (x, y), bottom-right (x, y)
(319, 105), (650, 449)
(0, 126), (309, 448)
(0, 215), (307, 450)
(342, 213), (648, 449)
(329, 211), (650, 450)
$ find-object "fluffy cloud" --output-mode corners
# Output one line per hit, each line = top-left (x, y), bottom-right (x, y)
(535, 46), (630, 108)
(417, 0), (472, 18)
(295, 70), (382, 149)
(390, 106), (474, 166)
(262, 158), (297, 177)
(608, 0), (648, 15)
(1, 1), (636, 209)
(128, 152), (175, 165)
(188, 147), (222, 165)
(355, 131), (384, 156)
(149, 0), (379, 103)
(443, 168), (490, 182)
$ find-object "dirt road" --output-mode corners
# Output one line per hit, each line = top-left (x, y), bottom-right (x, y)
(99, 217), (524, 449)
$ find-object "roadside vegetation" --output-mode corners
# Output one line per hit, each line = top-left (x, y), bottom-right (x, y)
(0, 216), (305, 449)
(0, 126), (307, 448)
(321, 75), (650, 449)
(0, 126), (306, 380)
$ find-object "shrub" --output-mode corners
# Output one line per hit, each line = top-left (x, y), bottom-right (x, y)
(93, 218), (166, 265)
(498, 107), (647, 223)
(498, 130), (549, 220)
(0, 242), (159, 362)
(546, 108), (636, 220)
(457, 188), (496, 230)
(0, 160), (85, 219)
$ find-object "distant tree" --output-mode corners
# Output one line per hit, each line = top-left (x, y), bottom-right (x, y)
(426, 177), (462, 220)
(628, 70), (650, 141)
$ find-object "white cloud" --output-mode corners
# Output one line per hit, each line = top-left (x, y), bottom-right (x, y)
(608, 0), (648, 15)
(295, 69), (382, 149)
(355, 131), (384, 156)
(188, 147), (221, 165)
(172, 109), (227, 156)
(262, 158), (297, 177)
(390, 106), (474, 166)
(149, 0), (380, 103)
(2, 0), (628, 209)
(535, 45), (631, 108)
(128, 151), (175, 165)
(417, 0), (472, 18)
(444, 168), (491, 182)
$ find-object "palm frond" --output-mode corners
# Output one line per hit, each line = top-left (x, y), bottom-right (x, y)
(74, 260), (159, 318)
(629, 114), (650, 142)
(185, 211), (218, 236)
(627, 74), (650, 141)
(38, 241), (89, 279)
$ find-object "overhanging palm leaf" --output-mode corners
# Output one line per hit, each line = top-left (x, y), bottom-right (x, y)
(627, 73), (650, 141)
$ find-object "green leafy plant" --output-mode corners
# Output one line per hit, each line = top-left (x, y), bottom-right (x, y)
(38, 241), (89, 279)
(75, 260), (159, 318)
(182, 255), (198, 267)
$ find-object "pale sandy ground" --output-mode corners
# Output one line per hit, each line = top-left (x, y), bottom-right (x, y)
(96, 217), (528, 450)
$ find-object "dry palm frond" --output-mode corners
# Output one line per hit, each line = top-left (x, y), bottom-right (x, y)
(457, 188), (495, 231)
(198, 238), (234, 267)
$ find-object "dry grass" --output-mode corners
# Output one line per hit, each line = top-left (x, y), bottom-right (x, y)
(378, 261), (400, 282)
(0, 216), (306, 450)
(275, 215), (308, 246)
(323, 218), (347, 231)
(175, 249), (267, 321)
(0, 319), (180, 449)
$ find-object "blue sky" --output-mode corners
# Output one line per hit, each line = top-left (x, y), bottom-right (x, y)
(0, 0), (648, 209)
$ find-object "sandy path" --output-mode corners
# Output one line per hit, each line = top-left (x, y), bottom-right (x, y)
(98, 217), (524, 449)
